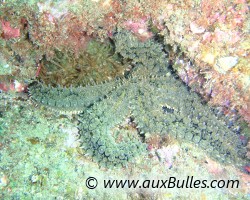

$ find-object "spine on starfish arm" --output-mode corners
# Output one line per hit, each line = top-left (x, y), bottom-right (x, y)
(28, 80), (121, 113)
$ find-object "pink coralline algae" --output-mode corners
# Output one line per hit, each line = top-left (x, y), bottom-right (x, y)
(1, 20), (20, 40)
(124, 18), (153, 42)
(239, 104), (250, 124)
(0, 80), (27, 93)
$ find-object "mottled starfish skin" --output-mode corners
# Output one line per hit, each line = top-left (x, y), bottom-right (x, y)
(29, 73), (248, 167)
(29, 80), (120, 113)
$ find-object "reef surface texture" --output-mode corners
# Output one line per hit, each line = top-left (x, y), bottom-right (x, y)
(29, 31), (248, 168)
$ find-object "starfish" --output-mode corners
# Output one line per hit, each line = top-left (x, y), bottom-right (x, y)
(28, 31), (249, 168)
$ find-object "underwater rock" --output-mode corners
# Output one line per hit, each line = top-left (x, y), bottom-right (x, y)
(215, 56), (238, 74)
(37, 40), (125, 87)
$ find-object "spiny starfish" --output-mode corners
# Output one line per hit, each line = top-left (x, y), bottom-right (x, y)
(28, 31), (249, 168)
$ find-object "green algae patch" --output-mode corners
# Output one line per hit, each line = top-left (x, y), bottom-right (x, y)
(0, 99), (81, 198)
(0, 54), (12, 75)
